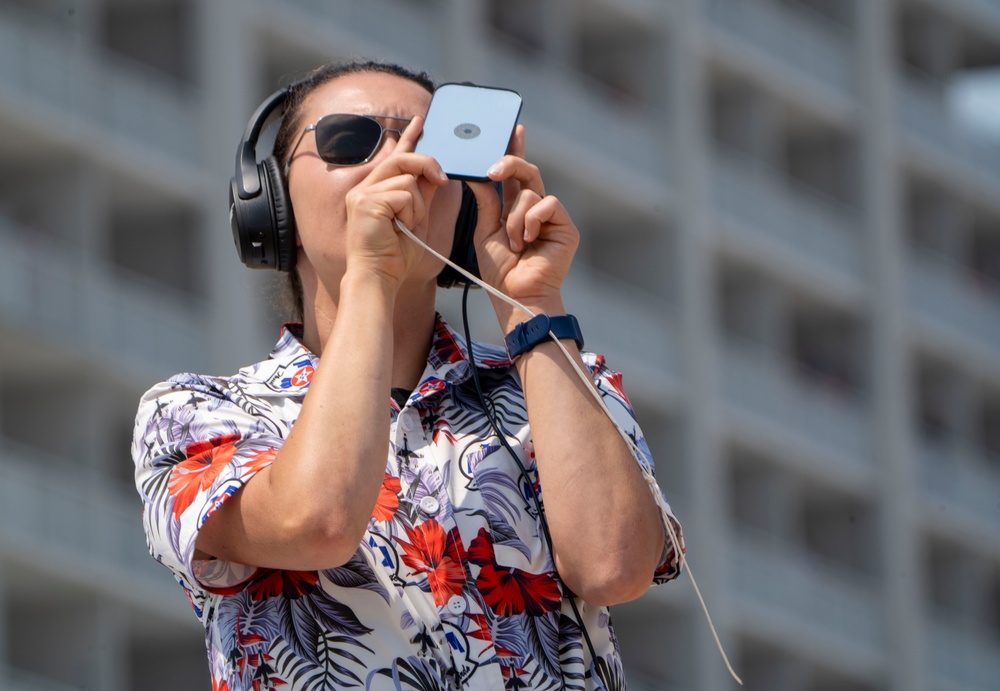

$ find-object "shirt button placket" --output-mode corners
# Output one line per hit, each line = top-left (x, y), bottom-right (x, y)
(446, 594), (467, 615)
(419, 495), (440, 516)
(400, 413), (417, 433)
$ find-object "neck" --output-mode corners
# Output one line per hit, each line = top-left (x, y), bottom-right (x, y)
(302, 274), (438, 392)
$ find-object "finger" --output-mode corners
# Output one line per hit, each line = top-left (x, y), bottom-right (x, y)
(349, 174), (430, 231)
(522, 195), (570, 244)
(488, 154), (544, 198)
(371, 149), (448, 187)
(503, 190), (545, 252)
(508, 124), (526, 158)
(395, 114), (424, 153)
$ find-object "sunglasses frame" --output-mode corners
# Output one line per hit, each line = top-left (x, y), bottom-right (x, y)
(284, 113), (413, 174)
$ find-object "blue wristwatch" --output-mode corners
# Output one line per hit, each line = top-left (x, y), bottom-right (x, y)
(504, 314), (584, 359)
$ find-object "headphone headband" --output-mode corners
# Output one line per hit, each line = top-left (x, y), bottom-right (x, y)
(234, 88), (292, 199)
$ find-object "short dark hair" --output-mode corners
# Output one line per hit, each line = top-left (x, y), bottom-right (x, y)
(270, 60), (436, 323)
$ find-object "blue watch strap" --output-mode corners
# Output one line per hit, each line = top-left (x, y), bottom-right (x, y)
(504, 314), (584, 359)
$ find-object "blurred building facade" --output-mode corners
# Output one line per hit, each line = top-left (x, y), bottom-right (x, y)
(0, 0), (999, 689)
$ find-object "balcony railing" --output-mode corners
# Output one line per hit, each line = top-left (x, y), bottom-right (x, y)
(272, 0), (446, 70)
(711, 149), (864, 282)
(0, 4), (200, 166)
(565, 270), (679, 390)
(730, 532), (885, 651)
(707, 0), (855, 96)
(721, 340), (872, 464)
(489, 54), (669, 181)
(917, 440), (1000, 533)
(0, 217), (209, 379)
(898, 76), (1000, 187)
(0, 442), (174, 589)
(925, 613), (1000, 690)
(907, 247), (1000, 359)
(6, 669), (83, 691)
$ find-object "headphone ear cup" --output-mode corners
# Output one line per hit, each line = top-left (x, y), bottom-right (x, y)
(230, 164), (272, 270)
(228, 158), (296, 272)
(262, 157), (296, 273)
(437, 183), (481, 288)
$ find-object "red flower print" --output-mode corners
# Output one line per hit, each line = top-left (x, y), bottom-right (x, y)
(395, 519), (467, 607)
(468, 529), (561, 617)
(246, 569), (320, 601)
(372, 474), (401, 521)
(433, 319), (464, 363)
(588, 354), (606, 377)
(245, 447), (278, 475)
(603, 370), (632, 407)
(168, 434), (241, 519)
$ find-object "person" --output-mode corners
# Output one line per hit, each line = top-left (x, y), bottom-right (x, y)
(132, 59), (683, 691)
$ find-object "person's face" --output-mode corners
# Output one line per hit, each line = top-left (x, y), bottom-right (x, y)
(285, 71), (462, 289)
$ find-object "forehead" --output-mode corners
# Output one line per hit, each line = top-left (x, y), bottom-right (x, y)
(301, 71), (433, 119)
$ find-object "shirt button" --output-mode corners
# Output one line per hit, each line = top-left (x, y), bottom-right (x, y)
(400, 415), (416, 432)
(446, 595), (467, 614)
(419, 496), (440, 515)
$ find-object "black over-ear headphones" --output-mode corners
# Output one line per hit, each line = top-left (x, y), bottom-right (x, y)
(228, 86), (480, 287)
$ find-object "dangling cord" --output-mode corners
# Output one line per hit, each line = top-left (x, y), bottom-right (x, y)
(460, 282), (600, 671)
(395, 217), (742, 685)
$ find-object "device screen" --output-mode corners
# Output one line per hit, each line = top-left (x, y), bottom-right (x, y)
(415, 83), (523, 181)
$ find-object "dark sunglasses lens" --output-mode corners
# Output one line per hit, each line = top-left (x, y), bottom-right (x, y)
(314, 115), (383, 165)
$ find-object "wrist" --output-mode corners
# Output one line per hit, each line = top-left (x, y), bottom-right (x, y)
(504, 313), (584, 360)
(340, 267), (400, 305)
(493, 296), (566, 335)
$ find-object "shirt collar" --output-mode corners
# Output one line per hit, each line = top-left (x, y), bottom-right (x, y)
(403, 314), (511, 406)
(248, 315), (511, 399)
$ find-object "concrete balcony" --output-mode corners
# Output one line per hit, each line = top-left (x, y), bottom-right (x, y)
(917, 440), (1000, 536)
(711, 149), (864, 287)
(907, 248), (1000, 365)
(925, 614), (1000, 691)
(932, 0), (1000, 28)
(0, 442), (178, 598)
(898, 76), (1000, 191)
(565, 271), (680, 399)
(721, 341), (872, 469)
(0, 4), (200, 168)
(0, 217), (209, 380)
(6, 668), (92, 691)
(271, 0), (446, 71)
(488, 55), (669, 183)
(730, 533), (885, 655)
(706, 0), (855, 98)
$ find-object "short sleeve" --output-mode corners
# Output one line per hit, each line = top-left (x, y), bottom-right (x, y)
(131, 373), (286, 597)
(584, 353), (685, 585)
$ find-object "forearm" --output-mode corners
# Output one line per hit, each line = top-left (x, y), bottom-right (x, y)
(506, 306), (664, 605)
(198, 271), (397, 570)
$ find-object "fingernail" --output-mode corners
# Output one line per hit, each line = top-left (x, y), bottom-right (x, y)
(488, 164), (501, 177)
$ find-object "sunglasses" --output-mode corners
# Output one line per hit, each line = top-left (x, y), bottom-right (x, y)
(285, 113), (412, 173)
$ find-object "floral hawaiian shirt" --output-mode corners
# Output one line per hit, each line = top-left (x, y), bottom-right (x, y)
(132, 315), (682, 691)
